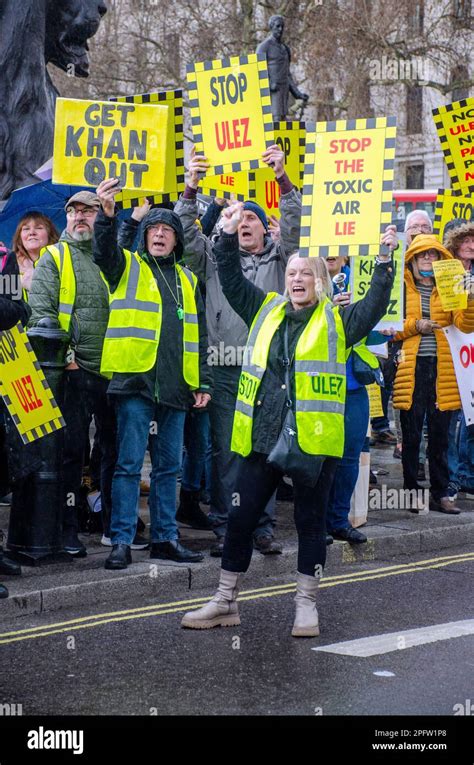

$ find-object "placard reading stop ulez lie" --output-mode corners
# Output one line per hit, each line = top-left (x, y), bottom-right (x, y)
(186, 54), (274, 175)
(300, 117), (397, 258)
(53, 97), (169, 192)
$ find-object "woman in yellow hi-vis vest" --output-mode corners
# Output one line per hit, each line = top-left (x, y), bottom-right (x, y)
(182, 201), (395, 637)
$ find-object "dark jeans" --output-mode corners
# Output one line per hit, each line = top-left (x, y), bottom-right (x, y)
(208, 366), (276, 540)
(222, 452), (338, 576)
(400, 357), (452, 501)
(181, 410), (211, 492)
(327, 386), (369, 532)
(62, 368), (116, 536)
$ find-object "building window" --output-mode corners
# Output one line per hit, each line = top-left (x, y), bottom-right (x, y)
(453, 0), (472, 26)
(317, 87), (335, 122)
(406, 164), (424, 189)
(407, 1), (424, 35)
(406, 86), (423, 134)
(451, 65), (470, 101)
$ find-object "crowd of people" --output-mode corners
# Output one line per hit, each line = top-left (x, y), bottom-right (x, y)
(0, 145), (473, 636)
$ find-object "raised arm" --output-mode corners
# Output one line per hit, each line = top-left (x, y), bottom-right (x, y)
(262, 144), (301, 259)
(174, 150), (212, 283)
(214, 202), (267, 327)
(93, 178), (128, 292)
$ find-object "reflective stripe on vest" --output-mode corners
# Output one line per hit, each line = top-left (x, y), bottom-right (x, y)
(351, 341), (379, 369)
(41, 243), (76, 332)
(231, 294), (346, 458)
(100, 250), (200, 387)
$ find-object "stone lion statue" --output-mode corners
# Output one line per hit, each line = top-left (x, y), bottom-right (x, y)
(0, 0), (107, 200)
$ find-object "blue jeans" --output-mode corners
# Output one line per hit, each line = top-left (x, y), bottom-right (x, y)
(111, 396), (186, 545)
(327, 386), (369, 532)
(448, 410), (461, 486)
(182, 411), (211, 492)
(449, 411), (474, 489)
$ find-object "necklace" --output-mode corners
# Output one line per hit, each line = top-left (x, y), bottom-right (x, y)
(149, 254), (184, 320)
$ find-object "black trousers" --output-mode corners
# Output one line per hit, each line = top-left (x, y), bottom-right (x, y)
(61, 368), (117, 535)
(222, 452), (338, 576)
(400, 356), (452, 501)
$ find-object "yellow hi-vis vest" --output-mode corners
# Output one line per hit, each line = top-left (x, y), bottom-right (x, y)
(348, 339), (380, 369)
(231, 292), (347, 458)
(100, 249), (200, 387)
(40, 242), (76, 332)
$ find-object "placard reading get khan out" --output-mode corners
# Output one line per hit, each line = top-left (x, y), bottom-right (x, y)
(186, 54), (274, 175)
(299, 117), (396, 258)
(53, 97), (169, 191)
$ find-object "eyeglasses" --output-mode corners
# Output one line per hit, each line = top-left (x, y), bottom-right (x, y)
(407, 225), (432, 234)
(417, 251), (440, 259)
(66, 206), (97, 217)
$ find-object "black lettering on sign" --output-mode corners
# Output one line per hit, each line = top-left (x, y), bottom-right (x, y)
(65, 126), (85, 157)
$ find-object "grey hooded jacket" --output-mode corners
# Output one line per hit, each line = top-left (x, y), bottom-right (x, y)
(174, 188), (302, 367)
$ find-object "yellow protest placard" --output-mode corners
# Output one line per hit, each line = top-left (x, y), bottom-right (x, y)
(351, 244), (404, 331)
(433, 188), (474, 239)
(111, 90), (185, 207)
(367, 384), (384, 418)
(249, 121), (306, 219)
(186, 53), (274, 175)
(53, 97), (169, 192)
(0, 324), (65, 444)
(201, 170), (251, 201)
(432, 259), (468, 311)
(433, 98), (474, 193)
(299, 117), (396, 257)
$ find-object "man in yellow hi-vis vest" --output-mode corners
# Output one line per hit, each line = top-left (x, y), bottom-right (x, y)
(29, 191), (118, 558)
(181, 200), (394, 637)
(94, 179), (212, 571)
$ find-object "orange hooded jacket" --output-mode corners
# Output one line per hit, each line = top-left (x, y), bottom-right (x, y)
(393, 234), (474, 411)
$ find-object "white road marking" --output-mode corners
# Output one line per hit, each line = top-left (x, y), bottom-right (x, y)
(312, 620), (474, 657)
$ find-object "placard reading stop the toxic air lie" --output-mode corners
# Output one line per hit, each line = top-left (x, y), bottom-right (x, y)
(186, 54), (274, 175)
(433, 188), (474, 239)
(111, 90), (185, 207)
(299, 117), (397, 257)
(433, 97), (474, 193)
(249, 122), (306, 218)
(53, 97), (169, 192)
(0, 324), (65, 444)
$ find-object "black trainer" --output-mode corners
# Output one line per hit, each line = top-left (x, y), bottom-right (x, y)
(0, 551), (21, 576)
(0, 583), (8, 599)
(63, 530), (87, 558)
(150, 540), (203, 563)
(105, 544), (132, 570)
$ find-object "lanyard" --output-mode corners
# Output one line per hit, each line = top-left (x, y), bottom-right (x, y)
(149, 254), (184, 320)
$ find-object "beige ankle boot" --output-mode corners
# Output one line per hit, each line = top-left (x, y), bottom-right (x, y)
(291, 572), (320, 638)
(181, 569), (242, 629)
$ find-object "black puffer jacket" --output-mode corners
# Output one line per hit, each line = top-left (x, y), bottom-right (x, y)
(93, 209), (212, 409)
(216, 232), (394, 454)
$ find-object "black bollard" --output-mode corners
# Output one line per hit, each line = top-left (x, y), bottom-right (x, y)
(7, 319), (71, 565)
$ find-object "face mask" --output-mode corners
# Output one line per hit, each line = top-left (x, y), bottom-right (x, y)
(419, 269), (434, 277)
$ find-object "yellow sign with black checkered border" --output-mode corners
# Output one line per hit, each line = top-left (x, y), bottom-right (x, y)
(111, 90), (185, 208)
(0, 324), (65, 444)
(248, 121), (306, 219)
(186, 53), (274, 175)
(200, 170), (253, 202)
(433, 98), (474, 194)
(299, 117), (397, 258)
(433, 188), (474, 239)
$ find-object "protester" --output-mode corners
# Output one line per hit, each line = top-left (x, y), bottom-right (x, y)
(444, 219), (474, 496)
(12, 212), (59, 294)
(0, 258), (30, 598)
(175, 144), (301, 557)
(93, 179), (213, 569)
(181, 200), (394, 636)
(324, 226), (398, 544)
(28, 191), (118, 557)
(393, 234), (474, 513)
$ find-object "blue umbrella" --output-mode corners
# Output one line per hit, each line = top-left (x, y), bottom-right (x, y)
(0, 180), (96, 248)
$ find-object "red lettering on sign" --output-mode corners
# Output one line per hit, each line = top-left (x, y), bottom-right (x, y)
(334, 158), (364, 173)
(11, 375), (43, 413)
(329, 137), (371, 153)
(449, 122), (474, 135)
(219, 175), (234, 186)
(214, 118), (252, 152)
(265, 180), (281, 209)
(335, 221), (356, 236)
(459, 344), (474, 368)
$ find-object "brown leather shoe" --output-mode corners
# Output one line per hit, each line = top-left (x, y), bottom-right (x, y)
(429, 497), (461, 515)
